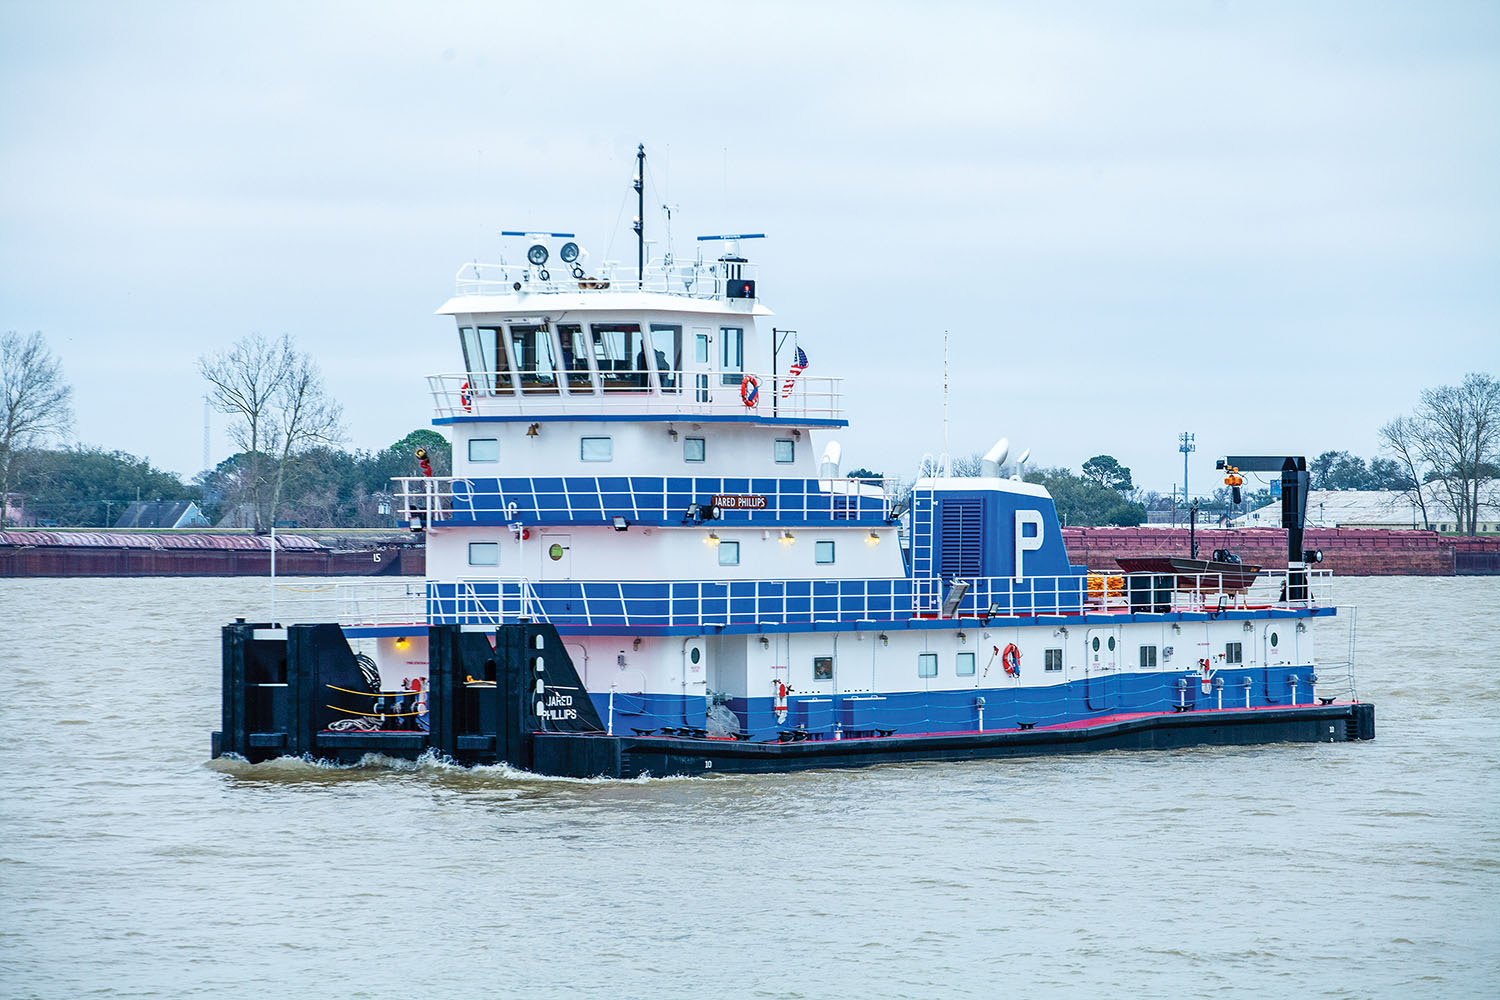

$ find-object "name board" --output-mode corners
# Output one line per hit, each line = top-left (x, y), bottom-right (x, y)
(539, 690), (579, 722)
(712, 494), (768, 510)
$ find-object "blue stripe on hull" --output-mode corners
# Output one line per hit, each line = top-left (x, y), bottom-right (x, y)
(585, 666), (1315, 741)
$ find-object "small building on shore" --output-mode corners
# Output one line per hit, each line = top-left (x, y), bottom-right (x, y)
(113, 500), (211, 530)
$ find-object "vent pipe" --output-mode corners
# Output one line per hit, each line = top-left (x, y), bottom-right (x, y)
(980, 438), (1009, 478)
(820, 440), (842, 479)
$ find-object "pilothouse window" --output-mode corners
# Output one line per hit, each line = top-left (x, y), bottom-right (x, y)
(508, 325), (558, 393)
(591, 324), (647, 391)
(649, 324), (682, 392)
(557, 323), (594, 392)
(459, 326), (512, 395)
(720, 327), (743, 385)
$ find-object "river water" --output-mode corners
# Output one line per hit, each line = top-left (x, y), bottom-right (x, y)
(1, 576), (1496, 998)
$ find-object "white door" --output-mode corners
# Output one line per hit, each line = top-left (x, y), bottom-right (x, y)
(693, 327), (712, 402)
(541, 534), (571, 579)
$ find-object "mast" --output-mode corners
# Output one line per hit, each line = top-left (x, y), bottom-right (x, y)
(634, 144), (645, 289)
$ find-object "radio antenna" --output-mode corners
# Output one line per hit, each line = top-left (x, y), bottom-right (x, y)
(633, 144), (645, 288)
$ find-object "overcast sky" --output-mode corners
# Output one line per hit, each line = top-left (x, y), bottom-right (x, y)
(2, 0), (1497, 494)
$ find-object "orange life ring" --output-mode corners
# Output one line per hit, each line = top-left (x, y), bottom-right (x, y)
(1002, 643), (1021, 677)
(740, 375), (759, 407)
(460, 380), (472, 411)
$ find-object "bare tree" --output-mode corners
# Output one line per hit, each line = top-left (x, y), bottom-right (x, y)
(1379, 414), (1431, 529)
(1, 331), (73, 528)
(199, 333), (343, 531)
(1383, 372), (1500, 535)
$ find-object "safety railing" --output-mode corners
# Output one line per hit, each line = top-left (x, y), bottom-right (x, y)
(428, 371), (844, 422)
(269, 581), (427, 627)
(266, 569), (1335, 631)
(391, 475), (892, 526)
(426, 568), (1335, 629)
(453, 258), (758, 299)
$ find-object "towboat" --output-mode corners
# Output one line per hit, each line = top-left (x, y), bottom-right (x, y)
(211, 151), (1373, 777)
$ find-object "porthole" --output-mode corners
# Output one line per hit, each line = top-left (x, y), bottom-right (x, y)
(1107, 636), (1116, 651)
(1270, 632), (1279, 648)
(690, 647), (701, 664)
(1091, 637), (1100, 652)
(548, 543), (564, 561)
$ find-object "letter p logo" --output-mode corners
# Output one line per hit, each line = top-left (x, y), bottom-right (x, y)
(1014, 509), (1044, 582)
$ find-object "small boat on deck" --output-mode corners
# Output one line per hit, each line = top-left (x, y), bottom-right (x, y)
(1115, 553), (1262, 593)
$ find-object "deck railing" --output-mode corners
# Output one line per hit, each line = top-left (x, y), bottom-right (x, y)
(453, 258), (757, 300)
(428, 370), (845, 422)
(391, 475), (891, 527)
(267, 569), (1334, 631)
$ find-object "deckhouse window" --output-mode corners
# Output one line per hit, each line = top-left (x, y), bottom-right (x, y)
(718, 540), (740, 566)
(813, 656), (833, 681)
(1044, 648), (1063, 672)
(591, 323), (647, 391)
(468, 438), (499, 463)
(1139, 645), (1158, 668)
(956, 652), (976, 676)
(684, 437), (706, 463)
(468, 542), (499, 566)
(774, 439), (795, 464)
(815, 540), (835, 564)
(557, 323), (594, 392)
(918, 652), (938, 678)
(1225, 641), (1243, 665)
(580, 437), (612, 462)
(650, 324), (682, 393)
(508, 325), (558, 393)
(720, 327), (744, 385)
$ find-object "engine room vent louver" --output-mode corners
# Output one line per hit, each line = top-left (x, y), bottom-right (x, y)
(939, 499), (984, 579)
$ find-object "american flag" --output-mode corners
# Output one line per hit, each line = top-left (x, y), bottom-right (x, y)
(782, 345), (808, 398)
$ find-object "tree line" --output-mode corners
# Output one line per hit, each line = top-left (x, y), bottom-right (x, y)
(3, 328), (1497, 533)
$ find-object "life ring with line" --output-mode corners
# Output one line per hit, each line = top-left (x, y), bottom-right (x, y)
(460, 381), (472, 412)
(740, 375), (759, 407)
(1002, 643), (1021, 678)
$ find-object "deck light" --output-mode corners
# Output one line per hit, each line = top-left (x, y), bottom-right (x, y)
(867, 530), (880, 545)
(878, 633), (888, 646)
(395, 637), (408, 649)
(1054, 626), (1068, 637)
(957, 631), (967, 644)
(987, 603), (1004, 617)
(560, 241), (580, 263)
(528, 244), (549, 265)
(705, 531), (720, 546)
(613, 517), (629, 531)
(760, 636), (770, 648)
(780, 530), (795, 545)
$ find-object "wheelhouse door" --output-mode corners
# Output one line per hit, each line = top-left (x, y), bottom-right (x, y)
(693, 327), (711, 402)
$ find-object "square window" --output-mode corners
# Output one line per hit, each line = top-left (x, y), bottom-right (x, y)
(918, 652), (938, 678)
(815, 540), (835, 564)
(813, 656), (833, 680)
(467, 542), (499, 566)
(1225, 641), (1243, 665)
(580, 436), (612, 462)
(774, 439), (795, 463)
(468, 438), (499, 462)
(684, 437), (706, 463)
(1044, 648), (1063, 672)
(1139, 645), (1158, 668)
(956, 651), (975, 676)
(718, 540), (740, 566)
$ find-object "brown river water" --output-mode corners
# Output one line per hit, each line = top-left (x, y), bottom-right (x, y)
(1, 575), (1497, 998)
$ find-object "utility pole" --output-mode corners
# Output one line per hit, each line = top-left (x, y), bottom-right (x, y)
(1179, 431), (1195, 504)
